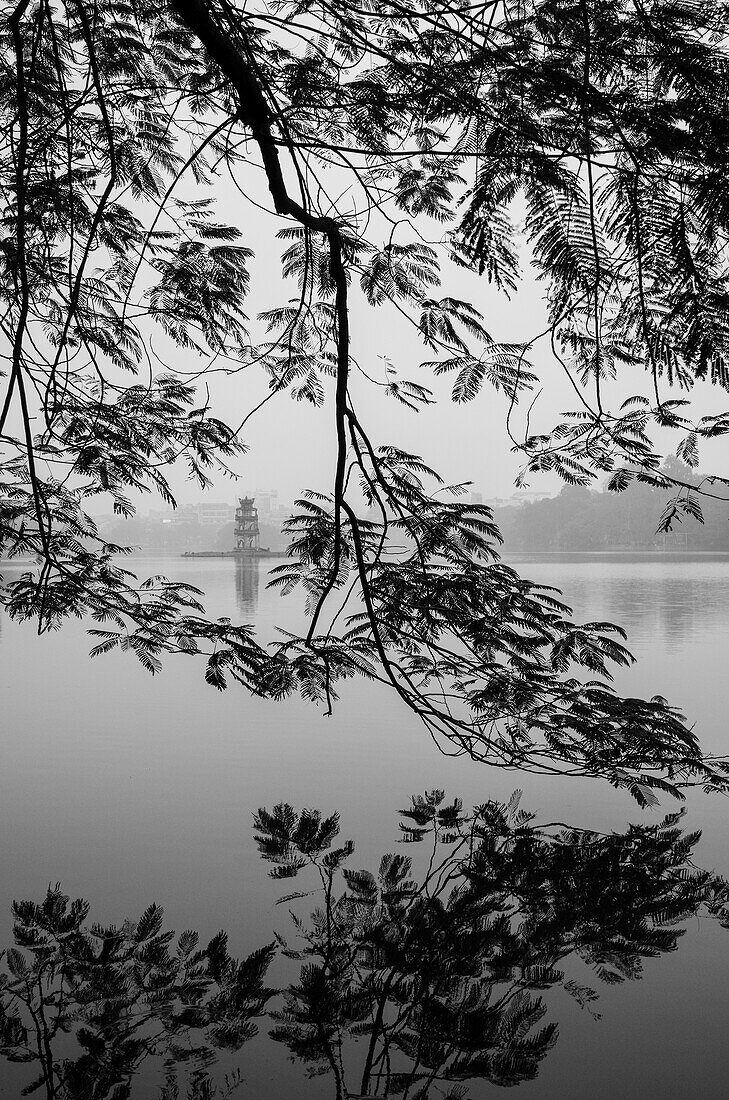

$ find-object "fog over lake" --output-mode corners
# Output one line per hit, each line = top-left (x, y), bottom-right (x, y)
(2, 553), (729, 1098)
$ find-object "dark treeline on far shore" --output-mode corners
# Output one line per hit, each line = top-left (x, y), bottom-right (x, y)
(494, 458), (729, 553)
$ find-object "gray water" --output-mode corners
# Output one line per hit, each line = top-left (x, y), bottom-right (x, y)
(1, 553), (729, 1097)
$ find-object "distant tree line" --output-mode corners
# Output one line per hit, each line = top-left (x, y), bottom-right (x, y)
(494, 460), (729, 553)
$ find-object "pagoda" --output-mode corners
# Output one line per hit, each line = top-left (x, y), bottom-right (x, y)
(234, 496), (260, 552)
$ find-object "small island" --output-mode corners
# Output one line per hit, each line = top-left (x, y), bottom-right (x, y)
(182, 497), (279, 558)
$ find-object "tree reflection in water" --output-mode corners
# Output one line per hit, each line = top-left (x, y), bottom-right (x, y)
(0, 889), (275, 1099)
(2, 791), (728, 1098)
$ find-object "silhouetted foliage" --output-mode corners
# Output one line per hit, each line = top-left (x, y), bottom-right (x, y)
(4, 792), (728, 1098)
(254, 790), (724, 1098)
(0, 886), (274, 1098)
(5, 0), (729, 793)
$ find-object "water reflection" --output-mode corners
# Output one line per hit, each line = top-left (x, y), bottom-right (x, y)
(503, 557), (729, 651)
(595, 574), (717, 644)
(234, 559), (260, 617)
(3, 791), (724, 1098)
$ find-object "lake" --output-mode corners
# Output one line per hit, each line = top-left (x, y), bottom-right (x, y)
(1, 553), (729, 1097)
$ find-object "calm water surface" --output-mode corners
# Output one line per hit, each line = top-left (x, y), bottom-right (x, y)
(1, 553), (729, 1097)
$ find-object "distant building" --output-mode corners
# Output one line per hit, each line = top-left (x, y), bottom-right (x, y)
(508, 490), (555, 506)
(171, 502), (236, 526)
(254, 489), (279, 517)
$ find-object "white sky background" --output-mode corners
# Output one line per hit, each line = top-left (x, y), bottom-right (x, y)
(140, 162), (572, 511)
(157, 206), (729, 513)
(3, 131), (581, 516)
(77, 131), (729, 516)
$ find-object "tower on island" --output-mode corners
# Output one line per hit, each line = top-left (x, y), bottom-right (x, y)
(234, 496), (260, 552)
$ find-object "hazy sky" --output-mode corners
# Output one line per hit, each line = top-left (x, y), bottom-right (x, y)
(150, 170), (570, 509)
(76, 151), (729, 516)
